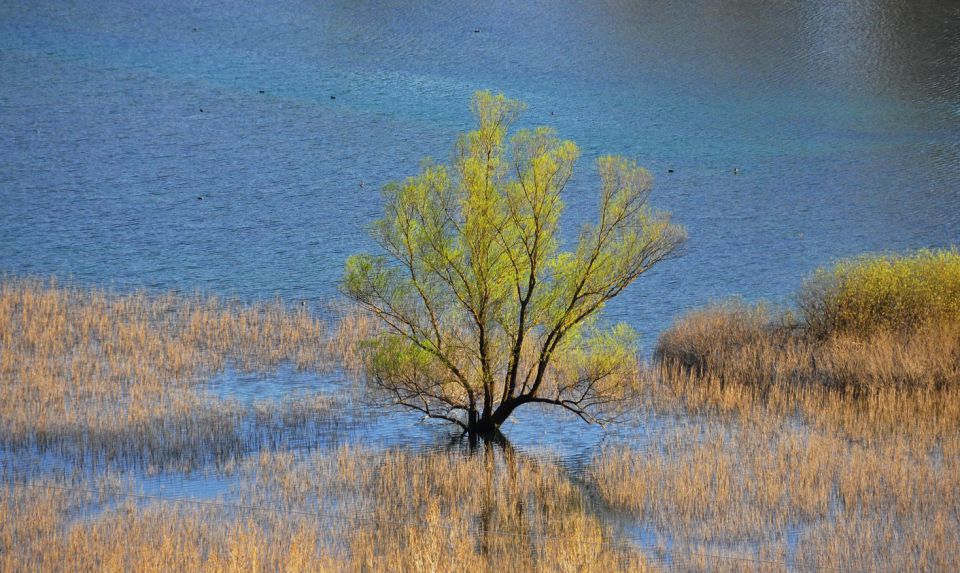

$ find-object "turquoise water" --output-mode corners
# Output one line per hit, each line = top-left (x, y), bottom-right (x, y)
(2, 0), (958, 344)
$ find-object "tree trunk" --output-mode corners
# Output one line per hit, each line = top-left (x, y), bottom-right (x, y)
(466, 397), (525, 436)
(466, 413), (500, 436)
(464, 422), (511, 453)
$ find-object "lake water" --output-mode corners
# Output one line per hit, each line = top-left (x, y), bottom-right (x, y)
(3, 0), (958, 345)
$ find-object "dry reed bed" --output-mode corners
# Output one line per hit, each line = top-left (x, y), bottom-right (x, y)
(588, 418), (960, 571)
(0, 278), (375, 468)
(2, 447), (655, 572)
(11, 430), (955, 572)
(6, 276), (960, 571)
(656, 301), (960, 394)
(655, 251), (960, 427)
(653, 301), (960, 441)
(631, 270), (960, 570)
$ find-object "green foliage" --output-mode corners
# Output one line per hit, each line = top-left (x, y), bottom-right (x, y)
(799, 249), (960, 337)
(343, 91), (685, 431)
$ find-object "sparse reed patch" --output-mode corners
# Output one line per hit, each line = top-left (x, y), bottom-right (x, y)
(0, 278), (354, 468)
(3, 447), (655, 572)
(588, 422), (960, 571)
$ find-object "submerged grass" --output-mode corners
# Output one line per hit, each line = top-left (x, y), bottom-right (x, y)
(4, 272), (960, 571)
(0, 278), (374, 468)
(632, 251), (960, 569)
(9, 424), (958, 572)
(3, 448), (653, 572)
(588, 421), (960, 571)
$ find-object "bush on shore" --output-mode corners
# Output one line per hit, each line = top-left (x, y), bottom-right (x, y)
(655, 250), (960, 397)
(798, 249), (960, 338)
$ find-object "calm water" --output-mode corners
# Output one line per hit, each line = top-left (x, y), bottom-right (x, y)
(2, 2), (959, 457)
(2, 0), (959, 339)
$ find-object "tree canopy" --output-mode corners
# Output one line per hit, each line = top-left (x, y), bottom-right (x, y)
(343, 91), (686, 434)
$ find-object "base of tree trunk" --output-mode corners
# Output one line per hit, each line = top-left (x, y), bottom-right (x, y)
(465, 419), (508, 446)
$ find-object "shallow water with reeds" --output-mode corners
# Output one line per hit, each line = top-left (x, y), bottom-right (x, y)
(2, 280), (956, 571)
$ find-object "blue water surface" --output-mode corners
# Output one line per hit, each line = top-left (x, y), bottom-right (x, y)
(2, 0), (958, 343)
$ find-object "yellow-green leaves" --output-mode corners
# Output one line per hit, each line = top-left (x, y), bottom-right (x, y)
(799, 249), (960, 336)
(342, 91), (685, 430)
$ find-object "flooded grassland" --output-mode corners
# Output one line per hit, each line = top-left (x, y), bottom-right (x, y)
(2, 279), (958, 572)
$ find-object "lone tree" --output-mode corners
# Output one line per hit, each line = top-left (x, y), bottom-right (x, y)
(344, 91), (685, 435)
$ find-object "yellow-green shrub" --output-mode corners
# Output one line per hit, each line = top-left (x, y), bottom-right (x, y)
(799, 249), (960, 337)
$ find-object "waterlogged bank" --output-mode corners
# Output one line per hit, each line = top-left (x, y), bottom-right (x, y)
(637, 252), (960, 569)
(0, 278), (375, 472)
(6, 422), (959, 572)
(2, 279), (959, 571)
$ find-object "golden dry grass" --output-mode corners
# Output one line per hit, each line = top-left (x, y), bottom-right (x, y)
(653, 299), (960, 441)
(9, 427), (956, 572)
(5, 277), (959, 571)
(588, 420), (960, 571)
(655, 300), (960, 393)
(633, 272), (960, 570)
(2, 447), (655, 572)
(654, 252), (960, 422)
(0, 278), (376, 467)
(0, 278), (651, 571)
